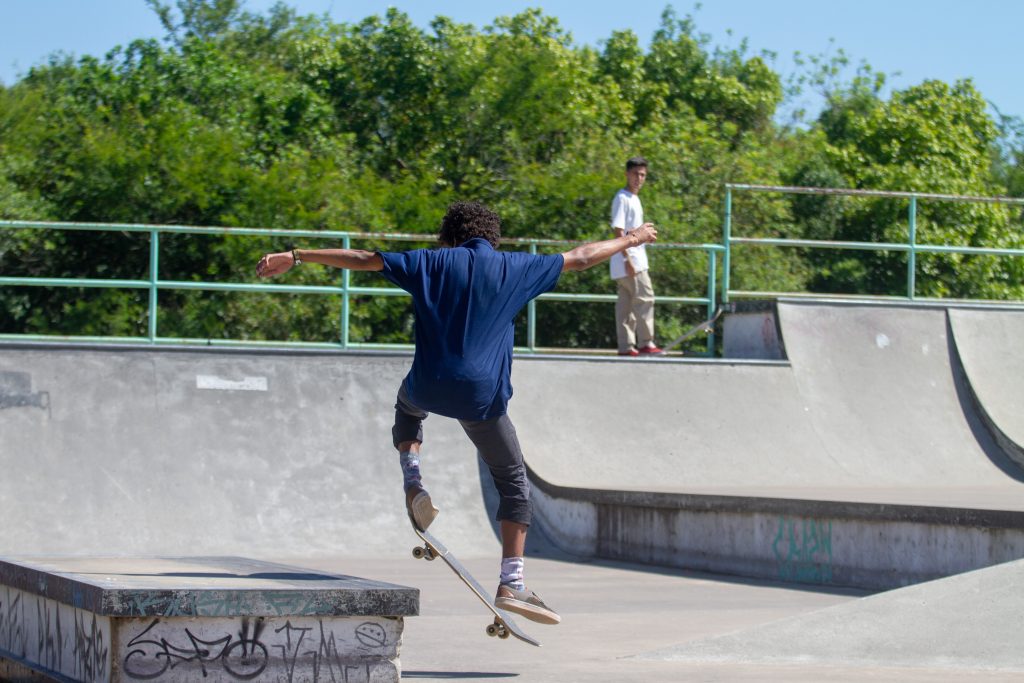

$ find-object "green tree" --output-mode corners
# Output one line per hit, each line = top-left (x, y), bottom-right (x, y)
(805, 79), (1023, 299)
(643, 8), (782, 135)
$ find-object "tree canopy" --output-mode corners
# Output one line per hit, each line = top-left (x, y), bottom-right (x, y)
(1, 1), (1021, 347)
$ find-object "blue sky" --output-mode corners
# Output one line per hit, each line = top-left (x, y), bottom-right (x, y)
(2, 0), (1022, 124)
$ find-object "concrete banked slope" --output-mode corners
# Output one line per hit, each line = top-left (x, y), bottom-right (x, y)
(948, 308), (1024, 467)
(517, 301), (1024, 506)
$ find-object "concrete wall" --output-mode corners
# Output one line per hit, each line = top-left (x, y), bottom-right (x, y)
(530, 478), (1024, 590)
(0, 347), (500, 559)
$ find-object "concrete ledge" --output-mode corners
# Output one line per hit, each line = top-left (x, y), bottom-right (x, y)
(0, 556), (417, 682)
(529, 469), (1024, 590)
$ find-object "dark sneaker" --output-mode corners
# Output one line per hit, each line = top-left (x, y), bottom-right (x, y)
(638, 344), (664, 355)
(406, 489), (439, 531)
(494, 584), (561, 625)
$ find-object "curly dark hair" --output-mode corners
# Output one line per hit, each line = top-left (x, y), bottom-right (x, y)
(438, 201), (502, 249)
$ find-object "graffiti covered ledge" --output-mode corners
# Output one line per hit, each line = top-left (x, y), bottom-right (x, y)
(0, 556), (418, 682)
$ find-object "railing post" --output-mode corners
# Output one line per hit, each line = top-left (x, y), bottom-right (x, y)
(722, 187), (732, 304)
(907, 196), (917, 300)
(527, 242), (537, 352)
(706, 248), (717, 356)
(148, 229), (159, 342)
(341, 235), (351, 348)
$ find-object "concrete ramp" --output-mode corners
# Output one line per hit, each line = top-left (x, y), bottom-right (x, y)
(777, 301), (1024, 503)
(0, 347), (502, 559)
(3, 300), (1024, 588)
(949, 308), (1024, 467)
(511, 358), (839, 495)
(514, 301), (1024, 509)
(632, 557), (1024, 674)
(511, 301), (1024, 588)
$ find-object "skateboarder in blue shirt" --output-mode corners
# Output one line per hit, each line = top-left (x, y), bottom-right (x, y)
(257, 201), (657, 624)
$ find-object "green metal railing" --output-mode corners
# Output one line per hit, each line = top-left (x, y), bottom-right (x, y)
(722, 184), (1024, 303)
(8, 185), (1018, 355)
(0, 220), (722, 354)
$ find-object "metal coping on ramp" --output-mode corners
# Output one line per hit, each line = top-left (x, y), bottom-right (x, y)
(0, 556), (417, 683)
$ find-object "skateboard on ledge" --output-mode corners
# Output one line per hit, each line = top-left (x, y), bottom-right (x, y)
(410, 525), (541, 647)
(662, 306), (725, 353)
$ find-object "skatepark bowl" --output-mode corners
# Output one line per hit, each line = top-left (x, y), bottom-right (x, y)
(1, 299), (1023, 682)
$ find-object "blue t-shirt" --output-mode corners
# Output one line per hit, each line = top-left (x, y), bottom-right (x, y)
(379, 238), (564, 420)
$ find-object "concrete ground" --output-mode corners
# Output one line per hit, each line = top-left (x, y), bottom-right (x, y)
(293, 553), (1024, 682)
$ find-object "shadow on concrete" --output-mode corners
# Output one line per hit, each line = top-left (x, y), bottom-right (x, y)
(79, 571), (346, 581)
(585, 556), (871, 599)
(945, 315), (1024, 483)
(403, 673), (518, 679)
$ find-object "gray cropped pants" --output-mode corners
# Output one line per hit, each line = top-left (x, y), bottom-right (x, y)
(392, 384), (532, 526)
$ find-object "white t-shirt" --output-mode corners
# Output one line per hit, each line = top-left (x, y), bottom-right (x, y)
(609, 188), (648, 280)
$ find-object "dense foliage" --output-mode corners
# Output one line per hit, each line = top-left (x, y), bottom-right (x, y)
(1, 1), (1021, 348)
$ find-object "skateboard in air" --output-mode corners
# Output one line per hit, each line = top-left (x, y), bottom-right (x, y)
(662, 306), (725, 353)
(410, 525), (541, 647)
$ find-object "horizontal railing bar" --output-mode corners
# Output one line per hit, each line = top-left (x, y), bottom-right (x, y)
(729, 288), (1024, 307)
(0, 220), (438, 241)
(728, 290), (1024, 308)
(0, 332), (720, 355)
(537, 293), (708, 305)
(730, 237), (910, 252)
(729, 237), (1024, 257)
(725, 184), (1024, 205)
(728, 290), (911, 301)
(0, 276), (405, 296)
(158, 281), (407, 296)
(0, 277), (152, 288)
(0, 333), (415, 349)
(0, 220), (723, 252)
(914, 244), (1024, 257)
(1, 276), (705, 304)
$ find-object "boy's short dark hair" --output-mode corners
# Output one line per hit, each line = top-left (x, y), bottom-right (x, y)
(625, 156), (648, 171)
(438, 201), (502, 249)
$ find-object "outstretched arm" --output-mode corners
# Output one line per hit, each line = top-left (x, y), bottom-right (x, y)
(256, 248), (384, 278)
(561, 223), (658, 272)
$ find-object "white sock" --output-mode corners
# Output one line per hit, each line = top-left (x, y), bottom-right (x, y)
(499, 556), (525, 590)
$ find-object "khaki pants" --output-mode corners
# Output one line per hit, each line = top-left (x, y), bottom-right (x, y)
(615, 270), (655, 352)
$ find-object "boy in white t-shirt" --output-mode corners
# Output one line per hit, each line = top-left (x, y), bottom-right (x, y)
(610, 156), (662, 356)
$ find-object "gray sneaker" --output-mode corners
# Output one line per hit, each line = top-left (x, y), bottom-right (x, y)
(494, 584), (561, 625)
(406, 489), (439, 531)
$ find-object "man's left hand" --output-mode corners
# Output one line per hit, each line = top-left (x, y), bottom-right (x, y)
(256, 252), (294, 278)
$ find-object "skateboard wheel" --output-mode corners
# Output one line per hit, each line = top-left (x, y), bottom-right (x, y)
(424, 548), (436, 561)
(486, 621), (509, 639)
(412, 546), (425, 560)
